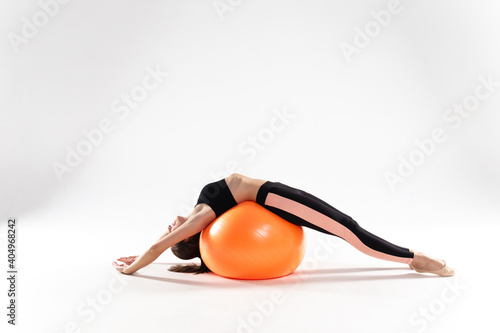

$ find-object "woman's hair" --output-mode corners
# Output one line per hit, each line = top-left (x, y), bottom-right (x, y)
(168, 232), (211, 274)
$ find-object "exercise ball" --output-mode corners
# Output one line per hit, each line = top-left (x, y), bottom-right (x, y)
(200, 201), (306, 279)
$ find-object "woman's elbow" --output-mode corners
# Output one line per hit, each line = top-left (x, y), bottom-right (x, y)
(149, 244), (163, 256)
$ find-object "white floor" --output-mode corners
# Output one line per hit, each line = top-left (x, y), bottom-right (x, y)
(3, 208), (497, 333)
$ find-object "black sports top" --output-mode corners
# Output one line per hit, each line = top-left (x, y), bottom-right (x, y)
(196, 179), (238, 217)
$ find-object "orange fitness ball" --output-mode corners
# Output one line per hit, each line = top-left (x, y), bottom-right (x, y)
(200, 201), (306, 279)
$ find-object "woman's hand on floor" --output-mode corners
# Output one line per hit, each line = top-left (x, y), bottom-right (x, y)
(112, 256), (138, 274)
(116, 256), (139, 265)
(112, 261), (129, 273)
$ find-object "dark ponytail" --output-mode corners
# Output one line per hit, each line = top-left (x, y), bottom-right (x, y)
(169, 232), (211, 274)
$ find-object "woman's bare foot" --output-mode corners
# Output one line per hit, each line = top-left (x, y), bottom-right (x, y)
(410, 251), (445, 271)
(409, 250), (455, 276)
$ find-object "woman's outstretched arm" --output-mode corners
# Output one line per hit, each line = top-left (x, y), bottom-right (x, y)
(116, 204), (215, 275)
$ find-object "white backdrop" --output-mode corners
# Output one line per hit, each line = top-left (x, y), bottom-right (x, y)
(1, 1), (499, 333)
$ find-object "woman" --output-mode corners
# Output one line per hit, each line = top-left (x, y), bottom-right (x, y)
(112, 173), (455, 277)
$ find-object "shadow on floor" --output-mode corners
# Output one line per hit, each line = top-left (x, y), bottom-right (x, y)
(124, 264), (440, 288)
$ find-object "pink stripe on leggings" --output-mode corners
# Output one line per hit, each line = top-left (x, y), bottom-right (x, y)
(265, 193), (413, 264)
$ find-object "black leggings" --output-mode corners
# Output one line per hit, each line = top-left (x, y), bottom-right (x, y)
(256, 181), (414, 264)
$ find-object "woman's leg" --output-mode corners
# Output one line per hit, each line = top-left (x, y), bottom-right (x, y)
(257, 181), (414, 264)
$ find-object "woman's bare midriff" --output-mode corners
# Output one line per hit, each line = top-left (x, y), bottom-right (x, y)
(225, 173), (267, 204)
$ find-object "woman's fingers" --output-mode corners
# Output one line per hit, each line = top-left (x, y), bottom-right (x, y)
(116, 256), (138, 262)
(112, 261), (129, 273)
(113, 264), (125, 273)
(114, 256), (138, 265)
